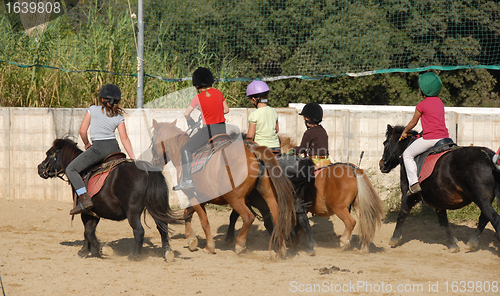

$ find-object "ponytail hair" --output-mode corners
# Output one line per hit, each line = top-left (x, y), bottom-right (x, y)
(101, 100), (124, 117)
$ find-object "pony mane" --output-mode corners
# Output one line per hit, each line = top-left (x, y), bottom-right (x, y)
(52, 138), (82, 167)
(53, 137), (79, 150)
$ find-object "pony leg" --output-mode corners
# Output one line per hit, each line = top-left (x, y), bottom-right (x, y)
(390, 193), (420, 246)
(435, 209), (459, 253)
(469, 200), (500, 248)
(296, 210), (316, 255)
(333, 207), (356, 250)
(225, 209), (240, 244)
(466, 213), (490, 251)
(191, 202), (215, 254)
(228, 200), (255, 255)
(127, 214), (145, 260)
(183, 207), (198, 251)
(81, 215), (101, 258)
(156, 222), (174, 263)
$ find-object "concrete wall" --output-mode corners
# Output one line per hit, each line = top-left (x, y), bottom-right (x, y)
(5, 105), (500, 203)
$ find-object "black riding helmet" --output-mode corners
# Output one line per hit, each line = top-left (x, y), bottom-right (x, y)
(99, 84), (121, 106)
(192, 67), (215, 88)
(299, 102), (323, 123)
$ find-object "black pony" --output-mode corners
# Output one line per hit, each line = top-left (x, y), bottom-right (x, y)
(38, 138), (183, 261)
(225, 155), (317, 254)
(379, 124), (500, 252)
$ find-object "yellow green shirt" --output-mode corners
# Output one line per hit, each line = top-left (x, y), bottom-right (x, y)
(248, 106), (280, 148)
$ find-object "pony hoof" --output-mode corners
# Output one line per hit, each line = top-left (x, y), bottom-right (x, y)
(389, 237), (401, 247)
(101, 245), (114, 257)
(449, 246), (460, 253)
(306, 249), (316, 256)
(235, 245), (246, 255)
(203, 247), (215, 254)
(77, 250), (90, 258)
(165, 250), (175, 263)
(278, 248), (287, 259)
(187, 236), (198, 251)
(465, 240), (478, 252)
(128, 254), (141, 261)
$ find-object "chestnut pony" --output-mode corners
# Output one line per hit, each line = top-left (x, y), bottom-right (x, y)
(380, 124), (500, 252)
(150, 120), (295, 257)
(38, 138), (183, 261)
(226, 137), (385, 255)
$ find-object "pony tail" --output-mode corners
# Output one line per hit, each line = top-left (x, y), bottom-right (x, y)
(252, 146), (296, 257)
(353, 168), (385, 252)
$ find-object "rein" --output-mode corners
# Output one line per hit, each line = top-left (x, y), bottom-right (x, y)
(41, 151), (68, 182)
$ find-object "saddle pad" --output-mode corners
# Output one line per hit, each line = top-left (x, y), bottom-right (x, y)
(87, 171), (111, 199)
(418, 151), (449, 183)
(190, 139), (232, 174)
(84, 158), (128, 198)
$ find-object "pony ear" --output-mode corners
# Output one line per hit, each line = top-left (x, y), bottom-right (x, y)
(170, 119), (177, 126)
(387, 124), (393, 134)
(152, 119), (159, 129)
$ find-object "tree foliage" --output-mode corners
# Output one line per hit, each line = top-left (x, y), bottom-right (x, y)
(0, 0), (499, 107)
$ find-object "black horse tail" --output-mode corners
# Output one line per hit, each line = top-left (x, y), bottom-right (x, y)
(252, 146), (296, 257)
(144, 171), (185, 232)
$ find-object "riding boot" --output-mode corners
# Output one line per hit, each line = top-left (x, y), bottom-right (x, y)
(406, 182), (422, 196)
(69, 192), (94, 215)
(173, 149), (195, 190)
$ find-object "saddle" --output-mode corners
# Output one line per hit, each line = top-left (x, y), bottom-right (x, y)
(83, 152), (129, 198)
(413, 138), (458, 183)
(190, 134), (233, 174)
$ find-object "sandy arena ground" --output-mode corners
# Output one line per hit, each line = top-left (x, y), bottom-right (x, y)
(0, 199), (499, 296)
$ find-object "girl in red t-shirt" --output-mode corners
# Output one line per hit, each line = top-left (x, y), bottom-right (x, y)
(173, 67), (229, 190)
(400, 72), (449, 195)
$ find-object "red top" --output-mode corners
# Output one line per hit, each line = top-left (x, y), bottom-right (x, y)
(189, 88), (226, 125)
(416, 96), (449, 139)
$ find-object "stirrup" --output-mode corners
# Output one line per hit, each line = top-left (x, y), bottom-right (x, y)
(173, 179), (195, 191)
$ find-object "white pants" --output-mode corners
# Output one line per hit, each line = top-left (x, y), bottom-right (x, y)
(402, 137), (441, 186)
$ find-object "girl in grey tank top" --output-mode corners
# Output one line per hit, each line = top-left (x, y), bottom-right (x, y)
(67, 84), (136, 215)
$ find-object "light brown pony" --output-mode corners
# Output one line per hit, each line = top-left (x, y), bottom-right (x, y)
(151, 120), (295, 257)
(281, 137), (385, 254)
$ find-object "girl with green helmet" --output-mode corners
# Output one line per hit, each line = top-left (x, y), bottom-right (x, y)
(400, 72), (449, 195)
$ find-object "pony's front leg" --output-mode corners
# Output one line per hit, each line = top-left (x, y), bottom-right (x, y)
(295, 210), (316, 256)
(225, 209), (239, 244)
(191, 202), (215, 254)
(183, 206), (198, 251)
(390, 192), (419, 247)
(435, 209), (459, 253)
(81, 215), (101, 257)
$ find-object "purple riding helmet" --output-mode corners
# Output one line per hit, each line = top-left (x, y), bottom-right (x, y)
(246, 81), (270, 104)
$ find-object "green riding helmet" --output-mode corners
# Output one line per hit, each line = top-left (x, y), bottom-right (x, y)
(418, 72), (442, 97)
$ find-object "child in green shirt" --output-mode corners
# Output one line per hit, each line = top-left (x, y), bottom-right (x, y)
(246, 81), (281, 153)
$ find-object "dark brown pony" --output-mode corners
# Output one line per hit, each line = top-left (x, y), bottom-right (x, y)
(38, 138), (183, 261)
(151, 120), (295, 257)
(380, 124), (500, 252)
(226, 137), (385, 255)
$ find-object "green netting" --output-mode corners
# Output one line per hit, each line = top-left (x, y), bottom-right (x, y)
(1, 0), (500, 82)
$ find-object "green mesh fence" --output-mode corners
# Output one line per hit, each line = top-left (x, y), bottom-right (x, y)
(1, 0), (500, 82)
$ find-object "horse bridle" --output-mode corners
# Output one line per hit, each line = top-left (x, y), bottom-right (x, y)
(40, 150), (67, 181)
(151, 126), (169, 166)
